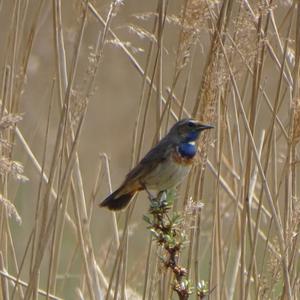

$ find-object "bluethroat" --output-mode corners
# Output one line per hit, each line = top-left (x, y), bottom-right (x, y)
(100, 119), (213, 210)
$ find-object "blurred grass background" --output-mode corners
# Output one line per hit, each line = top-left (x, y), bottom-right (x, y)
(0, 0), (300, 299)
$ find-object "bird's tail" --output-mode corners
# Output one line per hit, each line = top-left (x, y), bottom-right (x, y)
(100, 185), (137, 211)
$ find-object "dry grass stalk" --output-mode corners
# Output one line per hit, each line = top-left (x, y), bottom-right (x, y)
(1, 1), (300, 299)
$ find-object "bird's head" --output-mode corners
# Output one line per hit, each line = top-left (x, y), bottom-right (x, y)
(169, 119), (214, 143)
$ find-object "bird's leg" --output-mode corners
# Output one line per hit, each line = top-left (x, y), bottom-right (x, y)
(141, 182), (156, 201)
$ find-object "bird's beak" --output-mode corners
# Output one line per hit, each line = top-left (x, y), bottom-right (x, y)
(196, 123), (214, 131)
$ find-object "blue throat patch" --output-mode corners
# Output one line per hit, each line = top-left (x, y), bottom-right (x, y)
(178, 142), (197, 158)
(184, 131), (198, 142)
(178, 131), (199, 158)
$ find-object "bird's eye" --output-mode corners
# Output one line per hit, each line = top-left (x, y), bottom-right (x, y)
(187, 121), (195, 127)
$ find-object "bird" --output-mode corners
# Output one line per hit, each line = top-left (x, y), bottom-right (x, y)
(100, 118), (214, 210)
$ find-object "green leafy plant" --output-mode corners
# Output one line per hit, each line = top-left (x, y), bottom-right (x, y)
(144, 190), (209, 300)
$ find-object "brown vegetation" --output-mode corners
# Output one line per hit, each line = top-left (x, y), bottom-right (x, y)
(0, 0), (300, 299)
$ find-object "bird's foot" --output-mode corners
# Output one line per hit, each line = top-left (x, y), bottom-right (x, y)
(146, 189), (167, 204)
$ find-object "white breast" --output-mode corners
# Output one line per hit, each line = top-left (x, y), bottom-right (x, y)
(143, 155), (191, 191)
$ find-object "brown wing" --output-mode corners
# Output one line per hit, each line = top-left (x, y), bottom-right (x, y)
(123, 137), (174, 186)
